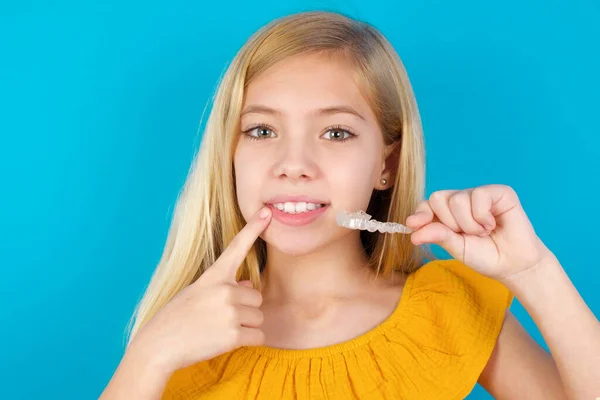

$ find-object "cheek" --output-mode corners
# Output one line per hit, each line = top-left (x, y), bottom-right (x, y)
(329, 153), (380, 209)
(233, 145), (265, 218)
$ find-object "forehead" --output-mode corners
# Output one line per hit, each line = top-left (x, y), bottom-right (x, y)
(243, 53), (373, 117)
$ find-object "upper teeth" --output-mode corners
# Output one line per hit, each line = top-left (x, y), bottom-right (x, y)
(273, 202), (324, 214)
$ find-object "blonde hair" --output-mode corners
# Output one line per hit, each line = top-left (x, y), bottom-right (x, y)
(126, 10), (435, 346)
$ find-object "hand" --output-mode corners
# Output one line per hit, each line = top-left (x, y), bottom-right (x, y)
(131, 206), (272, 373)
(405, 184), (554, 282)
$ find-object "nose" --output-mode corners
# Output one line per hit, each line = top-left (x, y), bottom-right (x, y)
(272, 138), (319, 183)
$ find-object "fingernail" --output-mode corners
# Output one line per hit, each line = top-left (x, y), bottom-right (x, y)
(238, 280), (253, 288)
(259, 207), (271, 219)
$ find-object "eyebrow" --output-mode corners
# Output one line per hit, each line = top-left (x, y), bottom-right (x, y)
(240, 104), (366, 121)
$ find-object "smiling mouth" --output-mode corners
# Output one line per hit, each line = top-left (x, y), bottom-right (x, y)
(265, 202), (329, 227)
(267, 201), (328, 214)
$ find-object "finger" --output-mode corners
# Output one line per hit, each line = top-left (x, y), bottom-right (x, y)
(232, 285), (263, 308)
(476, 184), (521, 227)
(428, 190), (462, 232)
(236, 305), (264, 328)
(410, 221), (465, 260)
(405, 200), (435, 229)
(213, 206), (272, 281)
(448, 190), (488, 236)
(471, 187), (496, 232)
(236, 327), (265, 347)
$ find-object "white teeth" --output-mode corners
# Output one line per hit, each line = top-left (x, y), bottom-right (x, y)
(272, 202), (324, 214)
(284, 202), (296, 213)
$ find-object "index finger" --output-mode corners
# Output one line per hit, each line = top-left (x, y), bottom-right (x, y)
(214, 206), (272, 280)
(406, 199), (437, 229)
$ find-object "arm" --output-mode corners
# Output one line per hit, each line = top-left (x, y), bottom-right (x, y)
(98, 341), (174, 400)
(478, 309), (567, 399)
(480, 253), (600, 399)
(406, 185), (600, 398)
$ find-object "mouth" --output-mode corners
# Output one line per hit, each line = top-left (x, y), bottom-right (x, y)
(269, 201), (327, 214)
(264, 199), (330, 227)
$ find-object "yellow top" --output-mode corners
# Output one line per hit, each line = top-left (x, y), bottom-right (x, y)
(162, 259), (514, 399)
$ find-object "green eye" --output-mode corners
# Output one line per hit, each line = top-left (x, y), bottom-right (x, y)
(255, 128), (273, 137)
(324, 129), (347, 140)
(322, 126), (356, 142)
(244, 124), (277, 140)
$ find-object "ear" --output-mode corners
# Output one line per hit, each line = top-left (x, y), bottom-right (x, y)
(378, 141), (401, 190)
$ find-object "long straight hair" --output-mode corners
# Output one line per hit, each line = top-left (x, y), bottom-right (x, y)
(126, 11), (435, 346)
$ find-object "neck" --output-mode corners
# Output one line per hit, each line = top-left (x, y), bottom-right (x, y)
(260, 232), (376, 303)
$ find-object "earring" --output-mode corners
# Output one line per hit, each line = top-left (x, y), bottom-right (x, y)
(381, 178), (387, 186)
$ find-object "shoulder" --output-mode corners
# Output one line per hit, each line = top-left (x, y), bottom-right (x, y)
(407, 258), (515, 347)
(409, 258), (514, 310)
(392, 258), (515, 397)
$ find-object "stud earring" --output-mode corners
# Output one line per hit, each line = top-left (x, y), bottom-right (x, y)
(381, 178), (387, 186)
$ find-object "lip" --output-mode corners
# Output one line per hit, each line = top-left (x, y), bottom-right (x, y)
(266, 203), (329, 227)
(265, 195), (329, 205)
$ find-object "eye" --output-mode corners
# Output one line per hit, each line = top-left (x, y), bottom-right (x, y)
(322, 125), (356, 142)
(243, 124), (277, 140)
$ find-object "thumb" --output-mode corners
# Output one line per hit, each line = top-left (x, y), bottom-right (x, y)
(411, 222), (465, 259)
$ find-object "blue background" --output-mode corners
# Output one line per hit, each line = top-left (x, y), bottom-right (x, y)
(1, 0), (598, 398)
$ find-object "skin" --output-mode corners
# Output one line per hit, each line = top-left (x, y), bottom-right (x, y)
(234, 52), (403, 349)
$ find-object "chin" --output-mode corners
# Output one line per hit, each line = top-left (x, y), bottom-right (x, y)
(262, 227), (334, 257)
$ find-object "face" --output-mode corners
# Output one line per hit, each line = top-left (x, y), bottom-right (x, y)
(234, 52), (392, 256)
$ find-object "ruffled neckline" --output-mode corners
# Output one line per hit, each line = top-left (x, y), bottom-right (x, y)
(163, 259), (515, 399)
(241, 270), (416, 360)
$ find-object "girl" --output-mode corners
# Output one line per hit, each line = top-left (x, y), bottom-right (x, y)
(100, 11), (599, 400)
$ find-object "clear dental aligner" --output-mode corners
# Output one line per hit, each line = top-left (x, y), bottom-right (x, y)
(336, 210), (413, 234)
